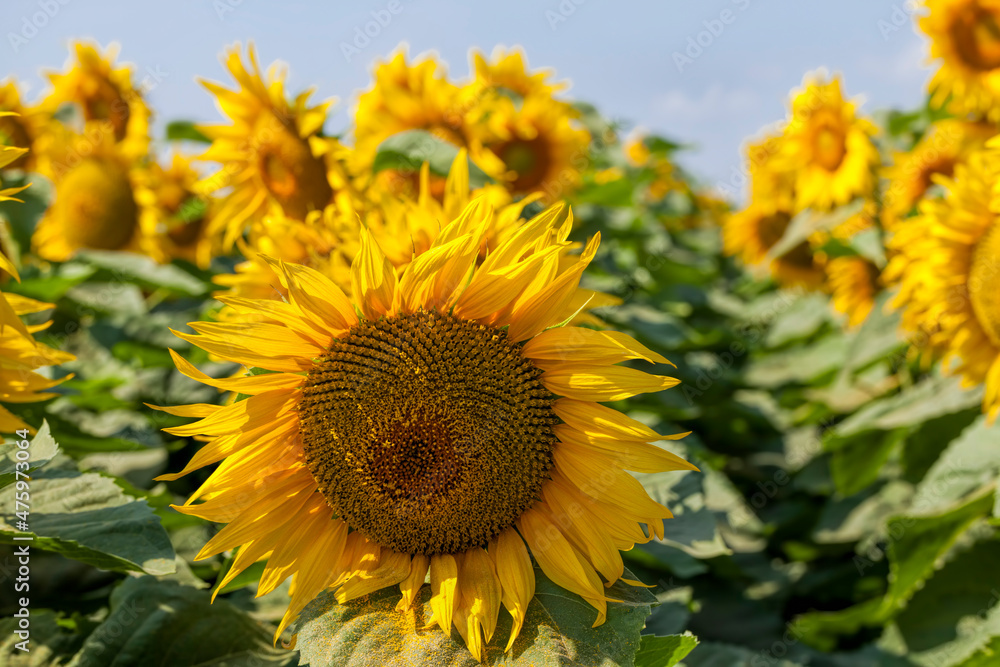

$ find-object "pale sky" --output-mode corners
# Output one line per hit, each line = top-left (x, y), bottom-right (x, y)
(4, 0), (931, 197)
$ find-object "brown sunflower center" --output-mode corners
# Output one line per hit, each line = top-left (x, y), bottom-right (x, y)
(298, 309), (557, 556)
(969, 219), (1000, 347)
(254, 113), (332, 219)
(80, 80), (132, 143)
(811, 117), (846, 171)
(951, 8), (1000, 71)
(757, 210), (792, 249)
(495, 136), (552, 192)
(57, 158), (138, 250)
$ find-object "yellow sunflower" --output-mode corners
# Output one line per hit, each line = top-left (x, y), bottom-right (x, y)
(155, 199), (693, 661)
(922, 0), (1000, 120)
(827, 256), (882, 328)
(33, 124), (152, 262)
(723, 202), (826, 289)
(480, 94), (590, 199)
(779, 74), (878, 211)
(0, 80), (49, 173)
(0, 125), (75, 431)
(135, 154), (216, 268)
(41, 41), (150, 160)
(470, 47), (567, 99)
(891, 147), (1000, 419)
(197, 43), (350, 248)
(883, 119), (995, 229)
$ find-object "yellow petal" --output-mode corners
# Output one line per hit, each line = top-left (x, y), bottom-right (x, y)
(352, 226), (398, 319)
(428, 554), (459, 634)
(523, 327), (671, 368)
(396, 554), (430, 612)
(489, 528), (534, 653)
(542, 364), (679, 402)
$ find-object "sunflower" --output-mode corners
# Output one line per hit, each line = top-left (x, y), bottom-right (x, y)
(779, 74), (878, 211)
(0, 81), (48, 173)
(891, 147), (1000, 419)
(155, 199), (693, 661)
(134, 154), (216, 268)
(722, 202), (826, 289)
(42, 41), (150, 160)
(883, 119), (995, 229)
(0, 124), (75, 431)
(470, 47), (567, 99)
(921, 0), (1000, 120)
(197, 43), (350, 248)
(827, 256), (882, 328)
(33, 124), (152, 262)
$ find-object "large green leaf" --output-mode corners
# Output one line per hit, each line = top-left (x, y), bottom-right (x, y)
(634, 634), (698, 667)
(0, 454), (175, 575)
(67, 577), (297, 666)
(793, 486), (995, 650)
(74, 250), (211, 297)
(372, 130), (490, 187)
(911, 414), (1000, 513)
(0, 422), (58, 490)
(293, 566), (657, 666)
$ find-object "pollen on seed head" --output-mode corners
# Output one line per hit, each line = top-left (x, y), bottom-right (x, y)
(297, 309), (558, 556)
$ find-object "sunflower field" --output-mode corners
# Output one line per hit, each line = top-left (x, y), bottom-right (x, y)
(5, 2), (1000, 666)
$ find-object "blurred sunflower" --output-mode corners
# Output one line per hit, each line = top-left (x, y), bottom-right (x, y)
(470, 47), (567, 99)
(883, 119), (995, 229)
(0, 81), (48, 172)
(353, 50), (501, 192)
(481, 94), (590, 198)
(33, 125), (152, 261)
(723, 202), (826, 289)
(780, 74), (878, 211)
(922, 0), (1000, 120)
(156, 200), (692, 661)
(135, 154), (215, 268)
(0, 124), (75, 432)
(827, 256), (881, 328)
(891, 148), (1000, 419)
(197, 43), (349, 248)
(42, 41), (150, 159)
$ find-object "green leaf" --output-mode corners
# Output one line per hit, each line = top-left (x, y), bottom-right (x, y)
(911, 414), (1000, 514)
(794, 486), (995, 650)
(634, 634), (698, 667)
(766, 200), (864, 261)
(165, 120), (212, 143)
(0, 455), (175, 575)
(69, 577), (297, 666)
(293, 565), (656, 666)
(74, 250), (211, 297)
(372, 130), (490, 188)
(0, 422), (58, 490)
(830, 429), (907, 497)
(0, 610), (93, 666)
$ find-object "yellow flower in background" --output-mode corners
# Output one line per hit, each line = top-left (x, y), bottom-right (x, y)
(921, 0), (1000, 120)
(156, 200), (692, 661)
(722, 202), (826, 289)
(197, 43), (350, 248)
(32, 125), (152, 262)
(353, 51), (491, 171)
(744, 132), (795, 212)
(827, 256), (881, 328)
(134, 154), (215, 268)
(883, 119), (995, 229)
(470, 47), (568, 99)
(891, 148), (1000, 420)
(0, 81), (49, 173)
(0, 122), (75, 432)
(41, 41), (150, 160)
(780, 74), (878, 211)
(481, 94), (590, 198)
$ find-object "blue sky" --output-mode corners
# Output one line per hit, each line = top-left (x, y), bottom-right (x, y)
(5, 0), (931, 196)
